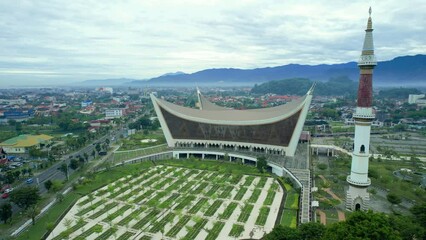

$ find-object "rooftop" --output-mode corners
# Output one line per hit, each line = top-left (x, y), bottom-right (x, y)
(1, 134), (53, 148)
(153, 87), (313, 125)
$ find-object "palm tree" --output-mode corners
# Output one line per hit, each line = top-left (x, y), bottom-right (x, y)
(58, 163), (69, 181)
(27, 204), (40, 225)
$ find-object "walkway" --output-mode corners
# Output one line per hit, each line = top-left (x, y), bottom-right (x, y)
(311, 144), (350, 156)
(316, 209), (326, 225)
(337, 210), (346, 221)
(318, 175), (342, 202)
(289, 168), (311, 224)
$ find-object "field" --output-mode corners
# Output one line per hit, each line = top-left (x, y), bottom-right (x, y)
(117, 132), (166, 151)
(113, 144), (169, 163)
(47, 164), (284, 240)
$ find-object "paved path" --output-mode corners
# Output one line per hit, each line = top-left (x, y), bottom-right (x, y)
(337, 210), (346, 221)
(316, 209), (326, 225)
(318, 175), (342, 202)
(318, 175), (327, 185)
(324, 188), (342, 202)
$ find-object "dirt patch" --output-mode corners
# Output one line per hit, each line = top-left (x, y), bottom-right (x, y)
(316, 209), (327, 225)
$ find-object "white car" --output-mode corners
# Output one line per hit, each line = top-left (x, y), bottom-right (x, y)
(4, 188), (13, 193)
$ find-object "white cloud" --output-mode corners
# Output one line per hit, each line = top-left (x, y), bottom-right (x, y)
(0, 0), (424, 85)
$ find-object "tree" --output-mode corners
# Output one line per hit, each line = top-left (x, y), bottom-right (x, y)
(5, 171), (15, 184)
(91, 149), (96, 159)
(389, 214), (425, 240)
(44, 180), (53, 191)
(8, 119), (17, 126)
(69, 159), (79, 170)
(83, 153), (89, 162)
(28, 146), (47, 158)
(299, 222), (325, 240)
(78, 156), (86, 167)
(51, 180), (64, 192)
(21, 168), (28, 176)
(58, 163), (69, 181)
(15, 121), (22, 132)
(410, 203), (426, 228)
(223, 153), (229, 162)
(322, 210), (401, 240)
(256, 157), (268, 173)
(0, 203), (12, 224)
(10, 186), (40, 210)
(264, 225), (301, 240)
(95, 143), (101, 153)
(26, 204), (40, 225)
(56, 193), (64, 203)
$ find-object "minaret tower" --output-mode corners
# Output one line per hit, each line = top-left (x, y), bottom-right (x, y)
(346, 7), (377, 211)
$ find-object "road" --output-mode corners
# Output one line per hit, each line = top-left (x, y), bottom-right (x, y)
(1, 126), (127, 204)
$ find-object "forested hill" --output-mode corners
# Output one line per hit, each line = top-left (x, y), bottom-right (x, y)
(251, 77), (358, 96)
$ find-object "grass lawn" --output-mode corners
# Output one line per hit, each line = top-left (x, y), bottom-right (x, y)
(284, 187), (299, 210)
(286, 192), (300, 209)
(158, 158), (267, 176)
(278, 179), (300, 228)
(326, 155), (426, 204)
(329, 121), (345, 127)
(15, 161), (155, 240)
(281, 209), (298, 228)
(323, 209), (339, 225)
(369, 161), (426, 203)
(16, 192), (81, 240)
(74, 161), (154, 195)
(113, 144), (168, 162)
(17, 159), (278, 239)
(118, 131), (166, 151)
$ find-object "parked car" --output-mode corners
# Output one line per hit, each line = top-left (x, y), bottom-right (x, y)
(1, 192), (9, 199)
(26, 178), (33, 184)
(1, 184), (11, 193)
(4, 188), (13, 193)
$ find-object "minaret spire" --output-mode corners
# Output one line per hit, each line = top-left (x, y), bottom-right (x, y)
(360, 7), (376, 65)
(346, 7), (378, 211)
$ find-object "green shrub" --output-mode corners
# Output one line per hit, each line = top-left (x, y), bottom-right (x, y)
(387, 193), (402, 204)
(318, 163), (328, 170)
(368, 168), (379, 179)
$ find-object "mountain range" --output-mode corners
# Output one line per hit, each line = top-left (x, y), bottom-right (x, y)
(81, 54), (426, 87)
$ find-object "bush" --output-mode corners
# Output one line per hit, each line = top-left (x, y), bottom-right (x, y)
(318, 163), (328, 170)
(368, 188), (377, 194)
(368, 168), (379, 179)
(387, 193), (402, 204)
(51, 180), (64, 192)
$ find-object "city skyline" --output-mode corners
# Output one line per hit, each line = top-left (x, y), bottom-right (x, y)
(0, 1), (425, 86)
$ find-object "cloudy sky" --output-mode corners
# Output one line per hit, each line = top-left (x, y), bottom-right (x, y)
(0, 0), (425, 86)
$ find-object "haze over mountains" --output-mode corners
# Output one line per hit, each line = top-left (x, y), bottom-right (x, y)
(80, 55), (425, 87)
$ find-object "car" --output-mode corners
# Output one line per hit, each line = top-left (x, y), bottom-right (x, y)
(1, 192), (9, 199)
(1, 184), (11, 193)
(4, 188), (13, 193)
(26, 178), (33, 184)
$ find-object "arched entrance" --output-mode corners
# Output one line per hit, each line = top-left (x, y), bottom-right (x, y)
(355, 203), (361, 211)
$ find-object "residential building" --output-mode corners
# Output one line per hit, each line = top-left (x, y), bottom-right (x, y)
(105, 108), (124, 119)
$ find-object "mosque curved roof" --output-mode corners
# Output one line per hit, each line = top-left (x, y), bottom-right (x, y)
(152, 87), (313, 125)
